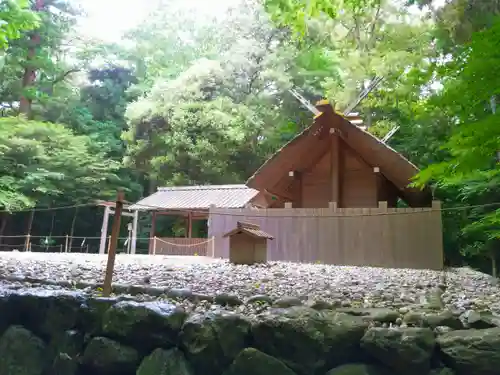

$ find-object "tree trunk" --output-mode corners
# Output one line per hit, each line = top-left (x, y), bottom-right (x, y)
(20, 0), (44, 118)
(68, 206), (79, 251)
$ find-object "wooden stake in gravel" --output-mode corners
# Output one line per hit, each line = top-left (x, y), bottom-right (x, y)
(102, 190), (124, 297)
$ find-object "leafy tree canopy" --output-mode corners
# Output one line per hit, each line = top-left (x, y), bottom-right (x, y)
(0, 0), (39, 50)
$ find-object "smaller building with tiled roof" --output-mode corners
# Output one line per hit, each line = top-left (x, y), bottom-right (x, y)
(130, 185), (265, 252)
(130, 184), (260, 211)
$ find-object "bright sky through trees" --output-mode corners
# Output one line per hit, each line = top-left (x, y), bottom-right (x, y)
(77, 0), (238, 42)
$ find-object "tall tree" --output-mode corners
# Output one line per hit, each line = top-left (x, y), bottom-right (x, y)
(0, 0), (81, 118)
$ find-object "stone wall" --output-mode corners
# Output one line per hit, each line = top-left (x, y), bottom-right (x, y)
(0, 288), (498, 375)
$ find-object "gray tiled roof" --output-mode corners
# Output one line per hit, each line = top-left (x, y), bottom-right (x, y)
(129, 184), (259, 211)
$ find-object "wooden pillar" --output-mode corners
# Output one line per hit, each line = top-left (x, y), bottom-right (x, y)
(328, 202), (338, 210)
(208, 204), (215, 233)
(329, 128), (342, 207)
(150, 211), (157, 254)
(130, 210), (139, 255)
(374, 167), (383, 204)
(99, 206), (111, 254)
(187, 211), (193, 238)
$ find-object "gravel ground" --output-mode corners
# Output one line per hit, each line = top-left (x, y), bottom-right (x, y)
(0, 251), (499, 315)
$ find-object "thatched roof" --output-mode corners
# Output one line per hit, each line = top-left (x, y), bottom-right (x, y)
(223, 221), (274, 240)
(246, 102), (432, 207)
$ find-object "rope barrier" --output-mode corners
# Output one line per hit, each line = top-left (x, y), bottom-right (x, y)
(0, 203), (95, 213)
(0, 198), (499, 218)
(154, 237), (214, 247)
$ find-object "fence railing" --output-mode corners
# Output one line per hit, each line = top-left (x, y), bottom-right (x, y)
(208, 201), (443, 270)
(0, 235), (147, 254)
(0, 235), (216, 257)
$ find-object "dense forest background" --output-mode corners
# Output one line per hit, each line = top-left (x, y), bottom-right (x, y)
(0, 0), (499, 272)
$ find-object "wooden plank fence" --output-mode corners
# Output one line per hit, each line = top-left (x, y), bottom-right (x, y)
(208, 201), (443, 270)
(149, 237), (214, 256)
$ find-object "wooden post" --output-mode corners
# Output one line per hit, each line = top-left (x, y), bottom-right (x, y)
(24, 234), (30, 252)
(211, 236), (215, 257)
(374, 166), (384, 204)
(131, 210), (138, 255)
(378, 201), (388, 210)
(153, 236), (157, 255)
(103, 191), (124, 297)
(208, 204), (215, 232)
(187, 211), (193, 238)
(99, 206), (111, 254)
(432, 200), (444, 270)
(127, 223), (132, 255)
(329, 128), (342, 207)
(289, 171), (302, 208)
(64, 234), (69, 253)
(24, 210), (34, 252)
(150, 211), (157, 254)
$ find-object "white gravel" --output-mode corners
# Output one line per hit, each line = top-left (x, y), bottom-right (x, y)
(0, 252), (499, 314)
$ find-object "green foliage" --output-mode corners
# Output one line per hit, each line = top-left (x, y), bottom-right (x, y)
(413, 18), (500, 267)
(123, 1), (335, 186)
(264, 0), (337, 35)
(0, 0), (39, 50)
(0, 117), (120, 211)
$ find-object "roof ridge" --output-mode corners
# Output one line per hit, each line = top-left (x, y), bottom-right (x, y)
(158, 184), (251, 192)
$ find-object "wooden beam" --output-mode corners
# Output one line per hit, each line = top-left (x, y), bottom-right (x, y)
(109, 209), (135, 218)
(155, 210), (208, 217)
(264, 188), (294, 202)
(330, 128), (343, 206)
